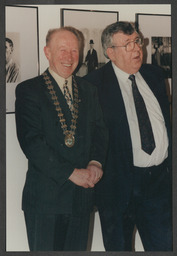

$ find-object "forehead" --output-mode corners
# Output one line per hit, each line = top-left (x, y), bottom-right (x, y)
(6, 42), (13, 51)
(113, 31), (139, 42)
(50, 30), (78, 45)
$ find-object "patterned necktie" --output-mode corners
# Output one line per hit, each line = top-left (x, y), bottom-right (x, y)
(63, 80), (73, 113)
(129, 74), (155, 155)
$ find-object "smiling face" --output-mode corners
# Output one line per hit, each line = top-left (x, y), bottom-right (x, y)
(107, 31), (143, 74)
(44, 30), (79, 79)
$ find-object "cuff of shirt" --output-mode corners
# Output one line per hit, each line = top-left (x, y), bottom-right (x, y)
(88, 160), (102, 169)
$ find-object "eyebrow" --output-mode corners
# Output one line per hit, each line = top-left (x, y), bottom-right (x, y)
(121, 36), (140, 45)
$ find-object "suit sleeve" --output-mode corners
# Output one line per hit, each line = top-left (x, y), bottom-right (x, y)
(15, 80), (75, 187)
(89, 84), (108, 167)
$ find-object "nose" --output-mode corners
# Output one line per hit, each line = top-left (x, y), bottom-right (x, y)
(66, 50), (72, 60)
(62, 50), (72, 61)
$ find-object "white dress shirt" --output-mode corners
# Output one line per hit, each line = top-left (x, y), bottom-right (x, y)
(112, 63), (168, 167)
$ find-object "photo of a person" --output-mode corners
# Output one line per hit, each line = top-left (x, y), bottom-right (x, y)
(6, 37), (20, 83)
(85, 39), (98, 73)
(152, 37), (171, 78)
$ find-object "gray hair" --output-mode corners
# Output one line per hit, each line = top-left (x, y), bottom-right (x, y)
(101, 21), (138, 58)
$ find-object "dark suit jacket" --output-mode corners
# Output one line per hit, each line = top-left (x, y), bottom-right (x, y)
(15, 69), (108, 215)
(84, 61), (171, 212)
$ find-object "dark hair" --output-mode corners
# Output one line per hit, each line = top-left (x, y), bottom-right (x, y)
(101, 21), (138, 58)
(6, 38), (14, 48)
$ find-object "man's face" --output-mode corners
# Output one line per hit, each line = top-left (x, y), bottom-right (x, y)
(44, 30), (79, 79)
(90, 43), (94, 49)
(107, 31), (143, 74)
(6, 41), (13, 63)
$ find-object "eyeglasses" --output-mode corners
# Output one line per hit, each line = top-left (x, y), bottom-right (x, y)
(111, 38), (144, 52)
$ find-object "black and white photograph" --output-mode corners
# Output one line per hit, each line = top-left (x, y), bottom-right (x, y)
(6, 33), (20, 84)
(6, 5), (39, 113)
(136, 13), (171, 100)
(152, 36), (172, 78)
(61, 8), (118, 76)
(136, 14), (171, 63)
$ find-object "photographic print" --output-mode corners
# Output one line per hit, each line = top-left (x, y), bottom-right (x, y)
(61, 8), (118, 76)
(6, 32), (21, 84)
(151, 36), (172, 79)
(136, 14), (171, 96)
(6, 5), (39, 113)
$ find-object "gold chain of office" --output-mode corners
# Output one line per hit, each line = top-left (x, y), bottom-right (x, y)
(43, 71), (79, 147)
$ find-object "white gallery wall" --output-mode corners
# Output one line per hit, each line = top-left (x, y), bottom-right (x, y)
(6, 4), (171, 251)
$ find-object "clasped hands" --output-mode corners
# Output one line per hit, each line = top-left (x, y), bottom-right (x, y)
(69, 163), (103, 188)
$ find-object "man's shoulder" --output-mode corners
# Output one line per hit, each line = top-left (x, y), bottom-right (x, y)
(16, 73), (44, 95)
(140, 64), (166, 91)
(84, 61), (112, 84)
(17, 71), (46, 87)
(75, 75), (97, 92)
(140, 63), (164, 76)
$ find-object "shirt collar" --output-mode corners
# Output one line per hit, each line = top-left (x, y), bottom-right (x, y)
(112, 62), (139, 82)
(48, 67), (72, 89)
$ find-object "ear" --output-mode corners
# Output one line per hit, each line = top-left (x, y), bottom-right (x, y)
(106, 47), (116, 62)
(44, 46), (50, 60)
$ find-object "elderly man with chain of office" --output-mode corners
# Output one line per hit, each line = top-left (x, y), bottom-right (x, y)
(84, 22), (172, 251)
(15, 26), (108, 251)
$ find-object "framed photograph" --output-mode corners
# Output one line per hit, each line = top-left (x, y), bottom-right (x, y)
(3, 3), (176, 256)
(136, 14), (171, 97)
(61, 8), (118, 76)
(6, 5), (39, 113)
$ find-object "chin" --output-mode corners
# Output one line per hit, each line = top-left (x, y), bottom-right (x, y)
(134, 63), (142, 72)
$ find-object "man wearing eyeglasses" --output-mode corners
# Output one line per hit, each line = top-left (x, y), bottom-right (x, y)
(84, 21), (172, 251)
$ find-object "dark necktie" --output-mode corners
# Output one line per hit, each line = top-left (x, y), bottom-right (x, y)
(129, 74), (155, 155)
(63, 80), (73, 113)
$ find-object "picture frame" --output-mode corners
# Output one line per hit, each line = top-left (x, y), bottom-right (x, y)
(5, 5), (39, 114)
(136, 14), (171, 97)
(61, 8), (118, 76)
(1, 2), (177, 256)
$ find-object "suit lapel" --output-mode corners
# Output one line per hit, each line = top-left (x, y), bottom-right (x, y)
(74, 76), (85, 122)
(139, 66), (157, 94)
(139, 65), (166, 117)
(139, 65), (171, 137)
(103, 62), (128, 125)
(101, 62), (133, 161)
